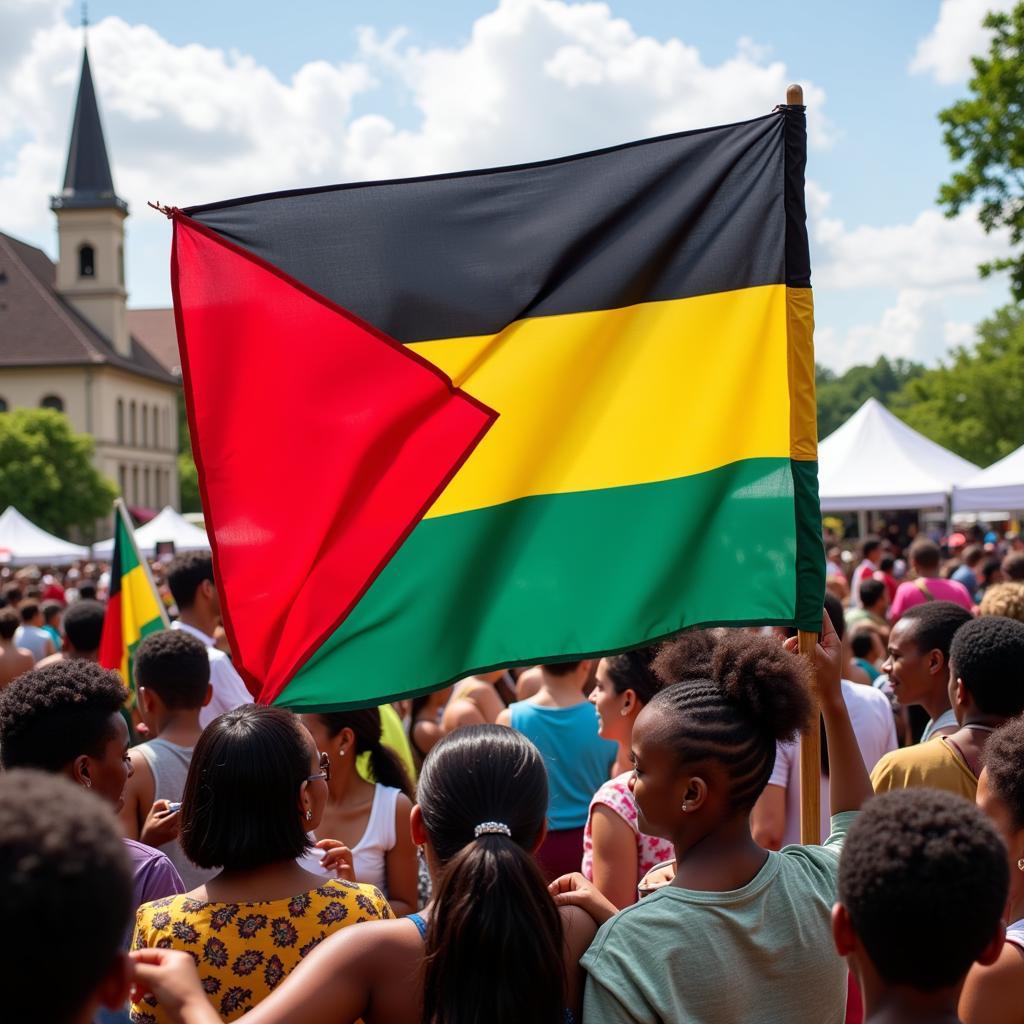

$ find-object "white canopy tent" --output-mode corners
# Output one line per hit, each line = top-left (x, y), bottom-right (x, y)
(93, 505), (210, 559)
(953, 442), (1024, 512)
(0, 506), (90, 565)
(818, 398), (980, 512)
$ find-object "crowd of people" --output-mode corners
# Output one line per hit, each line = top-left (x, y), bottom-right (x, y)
(2, 529), (1024, 1024)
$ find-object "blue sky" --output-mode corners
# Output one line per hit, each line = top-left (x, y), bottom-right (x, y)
(0, 0), (1015, 369)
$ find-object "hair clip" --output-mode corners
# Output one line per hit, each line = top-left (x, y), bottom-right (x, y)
(474, 821), (512, 838)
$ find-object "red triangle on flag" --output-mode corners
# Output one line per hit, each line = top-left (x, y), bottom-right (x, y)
(171, 215), (497, 705)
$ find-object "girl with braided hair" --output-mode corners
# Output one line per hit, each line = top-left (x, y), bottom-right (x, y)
(300, 708), (419, 916)
(552, 615), (874, 1024)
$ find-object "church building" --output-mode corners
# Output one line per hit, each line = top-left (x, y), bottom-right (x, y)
(0, 44), (181, 515)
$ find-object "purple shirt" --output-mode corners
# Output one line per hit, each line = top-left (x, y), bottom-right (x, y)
(123, 839), (184, 936)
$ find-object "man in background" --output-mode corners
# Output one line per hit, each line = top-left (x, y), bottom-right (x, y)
(166, 552), (252, 727)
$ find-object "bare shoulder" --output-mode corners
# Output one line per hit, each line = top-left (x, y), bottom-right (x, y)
(495, 707), (512, 727)
(961, 942), (1024, 1023)
(559, 903), (598, 961)
(443, 698), (484, 730)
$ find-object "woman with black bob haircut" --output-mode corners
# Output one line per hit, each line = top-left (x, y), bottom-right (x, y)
(551, 616), (874, 1024)
(129, 705), (393, 1022)
(129, 724), (598, 1024)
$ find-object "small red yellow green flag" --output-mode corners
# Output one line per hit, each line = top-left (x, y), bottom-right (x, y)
(98, 501), (168, 700)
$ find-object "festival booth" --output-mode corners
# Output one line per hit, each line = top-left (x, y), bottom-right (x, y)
(817, 399), (979, 523)
(0, 506), (90, 565)
(953, 443), (1024, 513)
(92, 505), (210, 559)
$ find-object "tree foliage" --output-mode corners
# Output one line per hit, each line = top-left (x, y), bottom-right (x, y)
(0, 409), (117, 537)
(816, 356), (924, 439)
(893, 303), (1024, 467)
(178, 452), (201, 513)
(938, 5), (1024, 299)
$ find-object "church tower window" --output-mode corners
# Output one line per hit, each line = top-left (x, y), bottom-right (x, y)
(78, 244), (95, 278)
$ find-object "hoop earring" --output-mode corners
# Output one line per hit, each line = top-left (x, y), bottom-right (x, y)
(1017, 857), (1024, 872)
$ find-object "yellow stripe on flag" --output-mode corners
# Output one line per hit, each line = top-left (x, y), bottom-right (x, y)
(121, 563), (165, 646)
(411, 284), (791, 519)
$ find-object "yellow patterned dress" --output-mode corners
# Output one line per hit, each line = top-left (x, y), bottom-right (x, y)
(130, 879), (393, 1023)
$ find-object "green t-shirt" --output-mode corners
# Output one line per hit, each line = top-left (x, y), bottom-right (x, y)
(581, 811), (857, 1024)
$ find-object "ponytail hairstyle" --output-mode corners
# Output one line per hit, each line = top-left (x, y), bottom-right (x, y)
(418, 725), (564, 1024)
(604, 644), (663, 706)
(316, 709), (414, 799)
(652, 630), (813, 812)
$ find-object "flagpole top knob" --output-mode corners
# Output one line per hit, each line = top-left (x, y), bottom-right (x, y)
(786, 84), (803, 105)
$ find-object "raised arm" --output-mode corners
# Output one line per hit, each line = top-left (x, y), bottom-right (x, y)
(787, 612), (871, 815)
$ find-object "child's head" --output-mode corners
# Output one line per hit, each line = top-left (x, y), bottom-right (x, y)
(0, 661), (131, 806)
(414, 725), (562, 1024)
(637, 631), (813, 843)
(977, 715), (1024, 901)
(133, 628), (211, 728)
(948, 614), (1024, 722)
(834, 789), (1006, 995)
(0, 769), (133, 1022)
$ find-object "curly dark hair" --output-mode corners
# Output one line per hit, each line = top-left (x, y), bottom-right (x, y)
(839, 788), (1007, 991)
(949, 614), (1024, 717)
(0, 661), (127, 771)
(0, 769), (132, 1023)
(983, 715), (1024, 830)
(134, 629), (211, 709)
(651, 630), (813, 810)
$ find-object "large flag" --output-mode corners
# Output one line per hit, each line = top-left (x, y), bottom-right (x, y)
(98, 501), (168, 699)
(170, 103), (823, 711)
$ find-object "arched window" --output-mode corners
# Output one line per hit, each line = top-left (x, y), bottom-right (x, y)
(78, 244), (95, 278)
(118, 245), (125, 285)
(152, 406), (159, 449)
(144, 467), (151, 507)
(116, 399), (124, 444)
(40, 395), (64, 412)
(130, 401), (137, 446)
(0, 397), (7, 413)
(142, 403), (149, 448)
(118, 465), (127, 497)
(132, 466), (139, 504)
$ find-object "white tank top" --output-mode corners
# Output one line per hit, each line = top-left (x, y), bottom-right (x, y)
(301, 784), (399, 895)
(1007, 917), (1024, 951)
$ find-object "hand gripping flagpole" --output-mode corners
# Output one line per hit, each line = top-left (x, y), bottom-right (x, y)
(785, 82), (822, 846)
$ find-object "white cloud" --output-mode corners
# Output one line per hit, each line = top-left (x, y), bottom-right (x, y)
(812, 197), (1009, 292)
(816, 288), (981, 371)
(808, 180), (1006, 369)
(341, 0), (830, 181)
(909, 0), (1015, 84)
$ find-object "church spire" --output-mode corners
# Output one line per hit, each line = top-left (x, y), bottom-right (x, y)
(51, 45), (126, 212)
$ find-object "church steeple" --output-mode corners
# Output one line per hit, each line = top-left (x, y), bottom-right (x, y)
(51, 46), (126, 212)
(51, 43), (130, 357)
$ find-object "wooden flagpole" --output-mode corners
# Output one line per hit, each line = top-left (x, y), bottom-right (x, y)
(785, 81), (822, 845)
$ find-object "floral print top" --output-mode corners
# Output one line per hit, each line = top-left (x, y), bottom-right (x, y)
(129, 879), (393, 1023)
(581, 771), (675, 898)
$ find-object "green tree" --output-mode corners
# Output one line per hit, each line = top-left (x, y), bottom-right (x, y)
(178, 452), (201, 513)
(175, 391), (202, 512)
(816, 356), (924, 438)
(938, 5), (1024, 299)
(893, 303), (1024, 466)
(0, 409), (117, 537)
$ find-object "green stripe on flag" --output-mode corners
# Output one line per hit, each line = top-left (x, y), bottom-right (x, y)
(274, 457), (799, 712)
